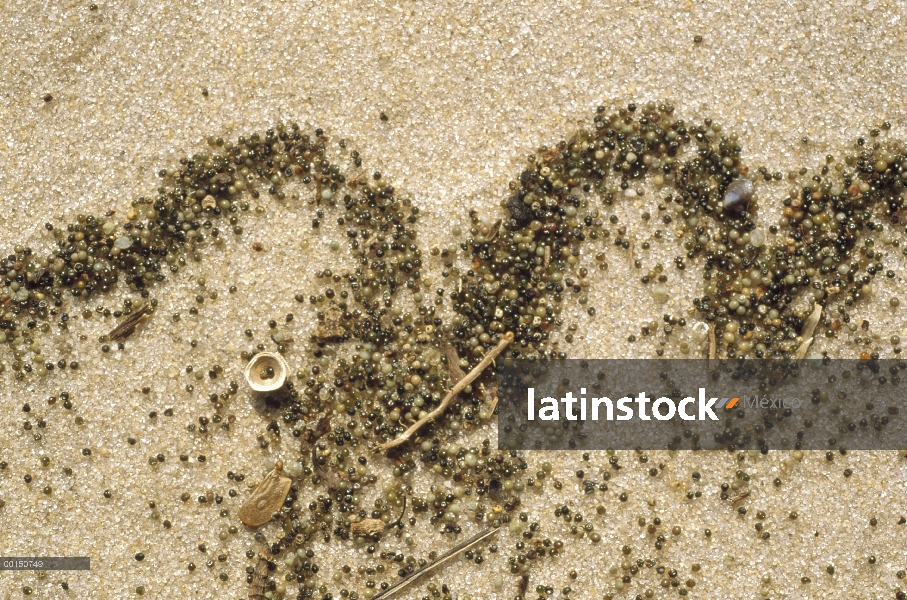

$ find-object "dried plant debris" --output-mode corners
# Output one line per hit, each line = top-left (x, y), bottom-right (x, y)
(376, 332), (514, 452)
(795, 302), (823, 360)
(238, 460), (293, 527)
(107, 304), (152, 342)
(247, 545), (271, 600)
(708, 325), (717, 367)
(481, 218), (502, 243)
(311, 431), (343, 490)
(730, 491), (752, 504)
(443, 344), (467, 384)
(518, 573), (530, 596)
(371, 527), (500, 600)
(313, 304), (345, 340)
(349, 518), (386, 537)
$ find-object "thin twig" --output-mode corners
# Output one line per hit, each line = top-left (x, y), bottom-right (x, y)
(375, 332), (514, 452)
(346, 170), (367, 189)
(371, 527), (500, 600)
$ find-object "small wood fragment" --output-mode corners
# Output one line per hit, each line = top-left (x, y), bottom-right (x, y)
(29, 268), (49, 286)
(376, 332), (514, 452)
(487, 386), (499, 416)
(108, 304), (152, 342)
(312, 434), (343, 490)
(350, 519), (386, 537)
(350, 497), (408, 537)
(238, 460), (293, 527)
(444, 345), (466, 384)
(482, 219), (502, 243)
(794, 337), (815, 361)
(247, 545), (271, 600)
(359, 235), (377, 256)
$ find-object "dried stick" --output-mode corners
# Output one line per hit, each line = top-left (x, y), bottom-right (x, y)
(375, 332), (514, 452)
(371, 527), (500, 600)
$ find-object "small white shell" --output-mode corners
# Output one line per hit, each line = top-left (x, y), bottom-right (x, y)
(244, 351), (289, 392)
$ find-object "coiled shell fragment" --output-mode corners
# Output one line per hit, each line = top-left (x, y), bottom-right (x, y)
(244, 351), (288, 392)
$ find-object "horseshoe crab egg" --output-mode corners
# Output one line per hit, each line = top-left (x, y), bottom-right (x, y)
(244, 351), (289, 392)
(723, 178), (754, 210)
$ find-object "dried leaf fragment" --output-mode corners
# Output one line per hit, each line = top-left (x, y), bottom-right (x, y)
(238, 460), (293, 527)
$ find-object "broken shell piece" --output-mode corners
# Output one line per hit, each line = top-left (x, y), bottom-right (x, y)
(238, 460), (293, 527)
(244, 351), (288, 392)
(723, 179), (754, 210)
